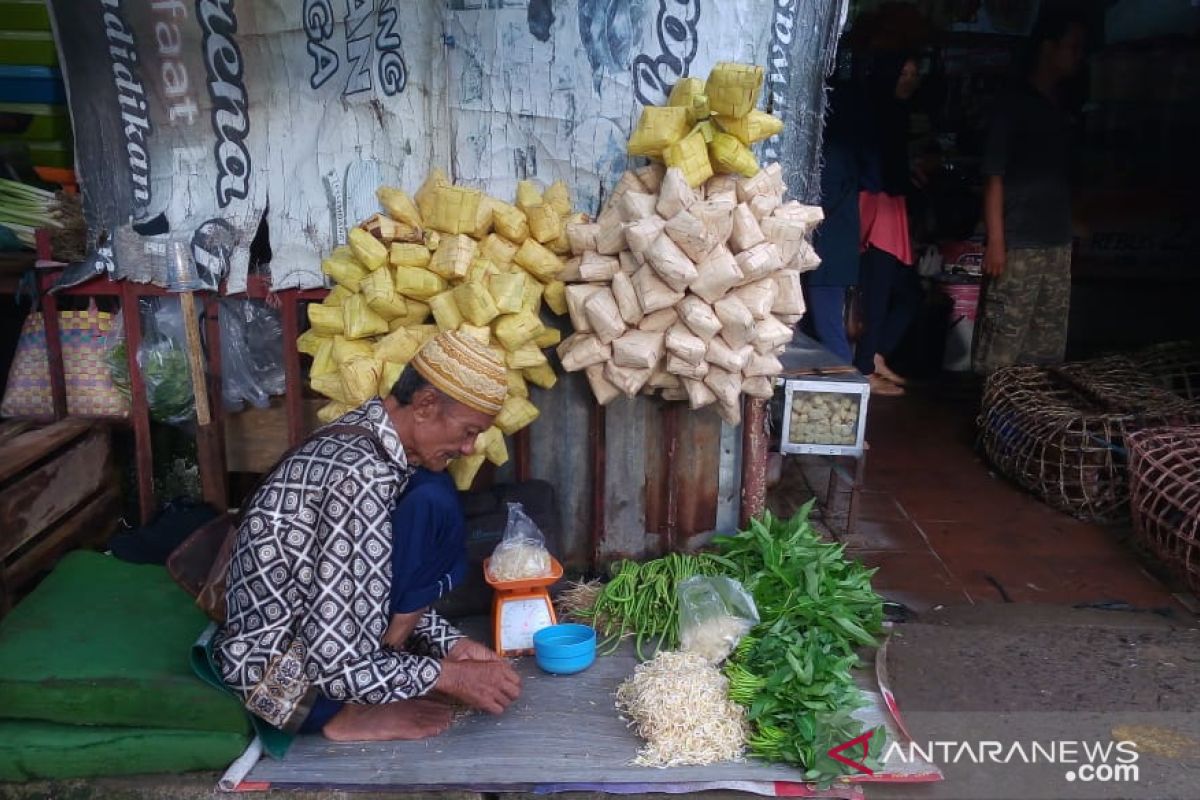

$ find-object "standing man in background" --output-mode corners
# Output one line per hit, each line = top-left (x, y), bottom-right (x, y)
(973, 11), (1085, 374)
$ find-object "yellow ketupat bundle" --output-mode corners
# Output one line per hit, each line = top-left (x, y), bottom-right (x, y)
(709, 132), (760, 178)
(619, 61), (779, 184)
(515, 238), (562, 282)
(377, 187), (422, 228)
(394, 266), (447, 300)
(664, 130), (714, 188)
(495, 395), (540, 435)
(489, 271), (527, 314)
(429, 234), (476, 280)
(342, 294), (389, 339)
(627, 106), (691, 158)
(428, 291), (464, 331)
(390, 242), (431, 268)
(426, 185), (483, 235)
(705, 62), (764, 118)
(453, 281), (499, 326)
(349, 227), (388, 271)
(360, 267), (407, 319)
(322, 251), (368, 292)
(308, 303), (344, 335)
(303, 172), (576, 441)
(448, 453), (487, 491)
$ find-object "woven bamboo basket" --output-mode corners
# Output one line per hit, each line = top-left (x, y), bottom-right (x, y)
(1128, 426), (1200, 593)
(1139, 340), (1200, 402)
(978, 361), (1200, 521)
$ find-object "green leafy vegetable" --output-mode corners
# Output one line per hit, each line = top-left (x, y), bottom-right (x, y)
(715, 501), (887, 784)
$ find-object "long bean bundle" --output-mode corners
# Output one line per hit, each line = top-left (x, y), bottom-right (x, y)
(574, 552), (726, 659)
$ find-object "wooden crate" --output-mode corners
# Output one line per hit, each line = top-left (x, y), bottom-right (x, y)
(0, 419), (121, 615)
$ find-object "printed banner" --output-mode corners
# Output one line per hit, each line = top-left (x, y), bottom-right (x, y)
(48, 1), (841, 292)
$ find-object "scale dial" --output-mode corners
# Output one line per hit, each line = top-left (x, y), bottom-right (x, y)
(496, 594), (555, 654)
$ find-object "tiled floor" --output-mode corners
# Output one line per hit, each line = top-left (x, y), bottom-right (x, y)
(777, 377), (1192, 616)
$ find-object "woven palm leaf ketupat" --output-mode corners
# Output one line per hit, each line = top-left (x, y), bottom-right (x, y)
(978, 362), (1200, 521)
(1127, 426), (1200, 594)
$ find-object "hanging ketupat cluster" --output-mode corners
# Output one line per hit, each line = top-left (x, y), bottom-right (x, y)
(297, 170), (577, 490)
(626, 62), (784, 188)
(556, 164), (822, 425)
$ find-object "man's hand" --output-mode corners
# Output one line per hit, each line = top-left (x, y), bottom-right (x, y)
(382, 609), (425, 651)
(983, 241), (1006, 278)
(435, 659), (521, 715)
(447, 638), (502, 663)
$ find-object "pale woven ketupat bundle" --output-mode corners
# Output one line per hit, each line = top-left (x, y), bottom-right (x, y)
(604, 360), (654, 398)
(618, 191), (659, 224)
(742, 376), (775, 398)
(743, 352), (783, 378)
(677, 295), (723, 342)
(689, 246), (743, 305)
(715, 108), (783, 146)
(748, 193), (781, 221)
(595, 214), (628, 256)
(689, 199), (735, 250)
(579, 251), (621, 282)
(525, 202), (564, 244)
(706, 337), (751, 373)
(342, 294), (389, 339)
(657, 168), (697, 219)
(664, 209), (716, 263)
(585, 363), (622, 405)
(713, 295), (755, 347)
(734, 242), (784, 284)
(772, 270), (805, 316)
(644, 234), (697, 292)
(624, 215), (667, 256)
(753, 316), (794, 353)
(612, 330), (666, 371)
(729, 204), (765, 253)
(566, 284), (603, 333)
(682, 376), (717, 409)
(733, 278), (778, 320)
(664, 323), (707, 367)
(636, 163), (666, 193)
(631, 266), (684, 314)
(583, 288), (627, 345)
(638, 307), (679, 332)
(611, 271), (644, 326)
(567, 222), (600, 256)
(361, 213), (421, 245)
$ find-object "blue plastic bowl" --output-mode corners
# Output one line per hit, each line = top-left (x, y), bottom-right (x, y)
(533, 623), (596, 675)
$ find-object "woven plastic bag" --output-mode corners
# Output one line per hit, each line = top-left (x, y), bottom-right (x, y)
(3, 302), (130, 418)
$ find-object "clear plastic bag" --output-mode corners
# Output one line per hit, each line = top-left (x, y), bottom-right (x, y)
(487, 502), (552, 582)
(219, 299), (285, 411)
(677, 575), (760, 664)
(138, 297), (196, 425)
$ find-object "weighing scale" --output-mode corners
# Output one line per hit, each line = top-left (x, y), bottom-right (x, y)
(483, 556), (563, 656)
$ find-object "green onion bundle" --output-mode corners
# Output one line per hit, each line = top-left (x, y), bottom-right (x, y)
(0, 178), (63, 248)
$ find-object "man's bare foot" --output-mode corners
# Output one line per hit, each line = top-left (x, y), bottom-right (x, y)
(868, 373), (905, 396)
(873, 354), (907, 385)
(321, 698), (454, 742)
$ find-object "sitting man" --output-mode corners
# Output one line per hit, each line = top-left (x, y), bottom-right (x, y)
(213, 330), (521, 741)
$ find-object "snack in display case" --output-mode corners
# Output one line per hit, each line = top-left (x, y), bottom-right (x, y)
(779, 376), (869, 457)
